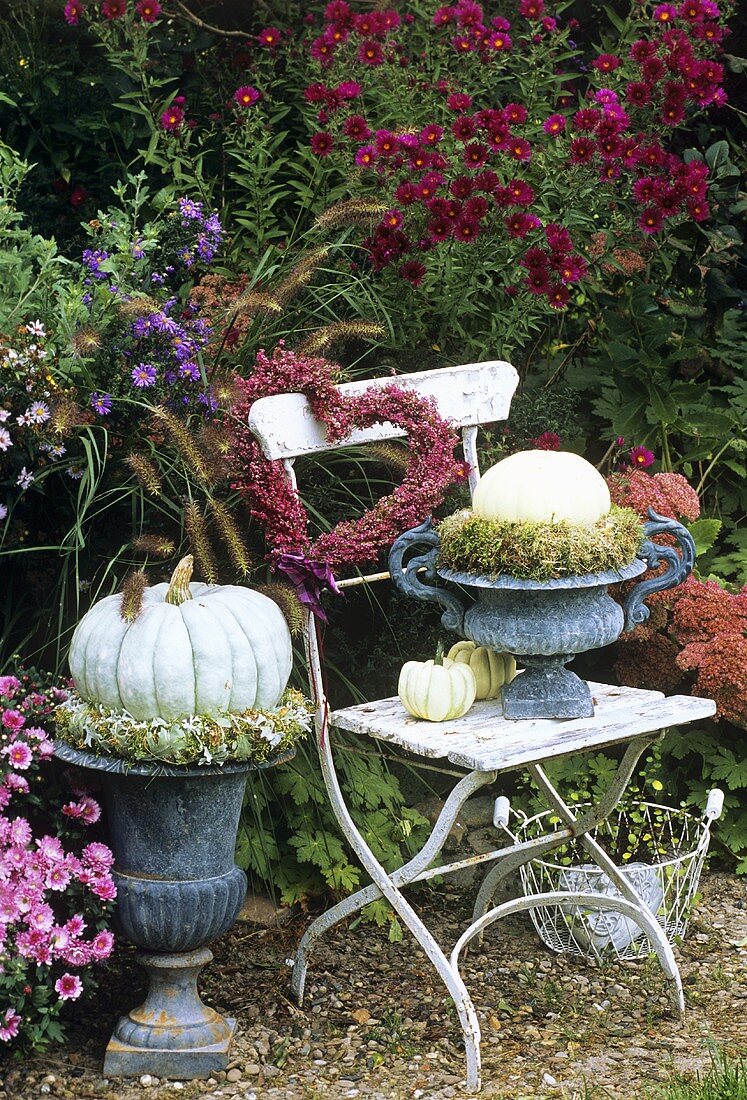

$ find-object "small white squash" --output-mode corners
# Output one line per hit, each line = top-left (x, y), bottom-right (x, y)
(472, 450), (611, 525)
(398, 650), (476, 722)
(446, 640), (516, 700)
(69, 556), (293, 722)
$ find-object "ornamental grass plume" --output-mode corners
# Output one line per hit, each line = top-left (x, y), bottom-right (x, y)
(124, 452), (163, 496)
(131, 533), (176, 558)
(295, 320), (386, 355)
(184, 500), (218, 584)
(150, 406), (211, 484)
(314, 199), (389, 230)
(207, 497), (254, 577)
(120, 569), (147, 622)
(257, 582), (306, 636)
(273, 248), (331, 306)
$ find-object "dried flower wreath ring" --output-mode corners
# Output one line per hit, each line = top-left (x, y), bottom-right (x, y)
(229, 346), (463, 578)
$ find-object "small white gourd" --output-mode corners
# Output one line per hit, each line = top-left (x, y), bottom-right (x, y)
(398, 646), (476, 722)
(446, 640), (516, 700)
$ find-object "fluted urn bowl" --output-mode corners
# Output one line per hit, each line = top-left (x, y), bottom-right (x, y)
(54, 743), (293, 1079)
(388, 509), (695, 720)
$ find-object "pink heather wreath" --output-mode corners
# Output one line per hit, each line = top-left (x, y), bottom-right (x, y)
(229, 345), (464, 573)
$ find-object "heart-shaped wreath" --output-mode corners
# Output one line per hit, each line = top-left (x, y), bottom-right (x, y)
(229, 345), (464, 575)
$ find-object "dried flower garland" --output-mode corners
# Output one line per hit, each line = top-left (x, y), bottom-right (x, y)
(229, 346), (464, 572)
(55, 689), (312, 768)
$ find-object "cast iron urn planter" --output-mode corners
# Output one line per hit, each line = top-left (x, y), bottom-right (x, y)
(388, 508), (695, 720)
(53, 742), (293, 1078)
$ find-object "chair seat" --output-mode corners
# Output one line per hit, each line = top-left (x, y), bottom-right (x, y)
(331, 682), (716, 774)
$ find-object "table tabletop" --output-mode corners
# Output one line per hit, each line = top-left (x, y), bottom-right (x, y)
(331, 682), (717, 774)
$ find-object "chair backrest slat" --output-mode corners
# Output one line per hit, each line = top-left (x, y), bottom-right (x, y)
(248, 360), (518, 462)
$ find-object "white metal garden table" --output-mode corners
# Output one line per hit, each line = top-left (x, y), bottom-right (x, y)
(247, 360), (717, 1092)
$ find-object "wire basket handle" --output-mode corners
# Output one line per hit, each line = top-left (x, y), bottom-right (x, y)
(704, 788), (724, 823)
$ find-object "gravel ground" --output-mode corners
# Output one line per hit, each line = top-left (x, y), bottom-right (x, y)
(2, 872), (745, 1100)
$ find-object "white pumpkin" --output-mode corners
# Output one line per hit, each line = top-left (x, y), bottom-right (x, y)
(398, 655), (476, 722)
(69, 556), (293, 721)
(446, 640), (516, 700)
(472, 450), (611, 525)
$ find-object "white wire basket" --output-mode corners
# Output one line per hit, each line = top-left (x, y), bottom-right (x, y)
(512, 790), (724, 962)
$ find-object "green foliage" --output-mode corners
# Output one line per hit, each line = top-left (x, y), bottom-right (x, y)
(647, 1051), (747, 1100)
(437, 505), (643, 581)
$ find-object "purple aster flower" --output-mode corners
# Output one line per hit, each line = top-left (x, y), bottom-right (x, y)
(178, 361), (200, 381)
(132, 238), (145, 259)
(164, 371), (178, 384)
(131, 363), (157, 388)
(90, 392), (112, 415)
(82, 249), (109, 277)
(630, 445), (655, 468)
(151, 273), (165, 285)
(178, 197), (203, 221)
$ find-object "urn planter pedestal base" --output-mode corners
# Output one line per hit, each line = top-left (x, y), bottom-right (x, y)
(502, 656), (594, 719)
(103, 948), (235, 1079)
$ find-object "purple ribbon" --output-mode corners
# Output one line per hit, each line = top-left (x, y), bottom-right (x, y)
(272, 553), (341, 622)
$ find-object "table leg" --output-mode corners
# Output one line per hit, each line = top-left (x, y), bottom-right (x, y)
(472, 736), (653, 935)
(289, 767), (496, 1006)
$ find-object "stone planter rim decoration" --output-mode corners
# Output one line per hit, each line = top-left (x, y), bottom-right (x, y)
(53, 739), (294, 777)
(388, 507), (696, 720)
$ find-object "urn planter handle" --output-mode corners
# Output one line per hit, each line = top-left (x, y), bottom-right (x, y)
(622, 508), (696, 632)
(388, 519), (466, 634)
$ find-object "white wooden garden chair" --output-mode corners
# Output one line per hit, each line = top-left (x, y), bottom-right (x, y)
(247, 361), (716, 1092)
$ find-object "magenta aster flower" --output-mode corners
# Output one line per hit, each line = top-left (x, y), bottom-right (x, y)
(310, 131), (334, 157)
(543, 113), (566, 136)
(55, 973), (83, 1001)
(354, 144), (376, 167)
(64, 0), (84, 24)
(233, 86), (261, 108)
(4, 742), (33, 770)
(519, 0), (544, 16)
(630, 445), (655, 468)
(532, 431), (562, 450)
(399, 260), (427, 286)
(343, 115), (370, 140)
(160, 105), (184, 132)
(508, 137), (532, 162)
(357, 40), (384, 65)
(592, 53), (622, 73)
(101, 0), (125, 19)
(569, 136), (596, 165)
(2, 708), (25, 731)
(638, 206), (664, 234)
(653, 2), (677, 20)
(257, 26), (281, 47)
(547, 283), (570, 309)
(135, 0), (161, 20)
(446, 92), (473, 111)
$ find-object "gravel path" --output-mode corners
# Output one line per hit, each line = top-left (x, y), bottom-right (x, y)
(2, 872), (745, 1100)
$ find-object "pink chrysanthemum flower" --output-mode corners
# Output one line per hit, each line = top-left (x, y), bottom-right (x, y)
(0, 1009), (21, 1043)
(4, 741), (33, 770)
(2, 709), (25, 731)
(629, 446), (655, 468)
(55, 973), (83, 1001)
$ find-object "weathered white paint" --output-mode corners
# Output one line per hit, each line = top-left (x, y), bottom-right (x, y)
(247, 359), (518, 461)
(331, 683), (717, 773)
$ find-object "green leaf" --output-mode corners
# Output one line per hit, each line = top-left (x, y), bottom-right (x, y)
(687, 518), (722, 556)
(705, 141), (730, 170)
